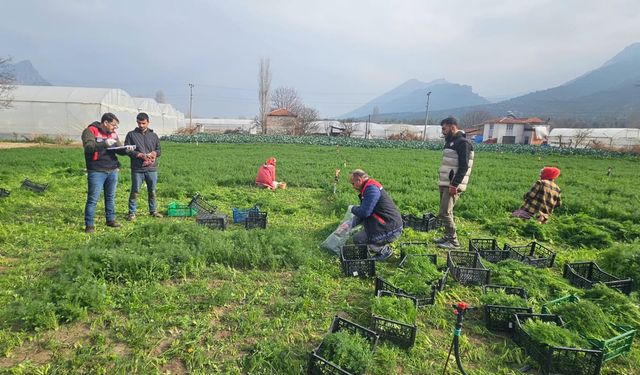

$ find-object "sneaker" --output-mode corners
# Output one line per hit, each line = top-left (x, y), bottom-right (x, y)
(371, 246), (393, 261)
(150, 212), (163, 218)
(437, 241), (461, 250)
(85, 226), (95, 234)
(433, 237), (448, 244)
(106, 220), (121, 228)
(126, 213), (136, 221)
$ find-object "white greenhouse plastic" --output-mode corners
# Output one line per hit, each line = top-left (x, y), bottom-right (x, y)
(0, 85), (185, 140)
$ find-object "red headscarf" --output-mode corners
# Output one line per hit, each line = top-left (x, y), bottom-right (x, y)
(540, 167), (561, 180)
(266, 157), (276, 166)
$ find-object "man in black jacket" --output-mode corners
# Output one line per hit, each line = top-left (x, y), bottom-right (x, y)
(435, 117), (474, 249)
(124, 112), (162, 220)
(348, 169), (403, 260)
(82, 113), (135, 233)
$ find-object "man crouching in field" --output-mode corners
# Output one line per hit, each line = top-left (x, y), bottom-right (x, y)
(512, 167), (562, 223)
(82, 113), (135, 233)
(347, 169), (403, 261)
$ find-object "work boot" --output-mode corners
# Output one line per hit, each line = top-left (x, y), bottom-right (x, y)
(437, 241), (461, 250)
(433, 237), (449, 244)
(371, 245), (393, 261)
(106, 220), (121, 228)
(85, 226), (95, 234)
(126, 213), (136, 221)
(150, 212), (163, 218)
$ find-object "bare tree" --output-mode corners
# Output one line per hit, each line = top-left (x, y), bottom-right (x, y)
(572, 129), (593, 148)
(340, 119), (358, 137)
(256, 58), (271, 134)
(297, 105), (320, 135)
(371, 106), (380, 122)
(460, 110), (492, 127)
(155, 90), (166, 104)
(0, 57), (16, 109)
(271, 86), (303, 114)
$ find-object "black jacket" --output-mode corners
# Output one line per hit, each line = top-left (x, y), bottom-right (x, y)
(124, 128), (161, 172)
(81, 122), (127, 172)
(351, 179), (403, 242)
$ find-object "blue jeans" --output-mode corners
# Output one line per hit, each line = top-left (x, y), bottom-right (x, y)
(128, 171), (158, 214)
(85, 170), (119, 227)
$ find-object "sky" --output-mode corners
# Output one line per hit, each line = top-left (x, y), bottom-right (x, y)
(2, 0), (640, 118)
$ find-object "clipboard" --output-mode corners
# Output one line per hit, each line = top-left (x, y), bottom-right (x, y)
(107, 145), (137, 151)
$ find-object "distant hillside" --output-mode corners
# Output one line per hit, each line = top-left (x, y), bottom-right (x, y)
(373, 42), (640, 126)
(0, 60), (50, 86)
(341, 78), (489, 119)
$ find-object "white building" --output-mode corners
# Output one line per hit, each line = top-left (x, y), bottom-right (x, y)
(0, 85), (184, 139)
(482, 115), (548, 144)
(192, 118), (256, 134)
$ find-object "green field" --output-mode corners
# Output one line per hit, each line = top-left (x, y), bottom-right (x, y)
(0, 141), (639, 374)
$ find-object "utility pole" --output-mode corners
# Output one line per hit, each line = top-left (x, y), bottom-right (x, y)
(366, 115), (371, 140)
(188, 83), (194, 128)
(423, 91), (432, 141)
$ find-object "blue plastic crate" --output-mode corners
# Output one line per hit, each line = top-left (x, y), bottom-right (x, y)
(232, 206), (260, 223)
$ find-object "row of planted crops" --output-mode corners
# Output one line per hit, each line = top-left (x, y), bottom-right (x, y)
(307, 218), (639, 375)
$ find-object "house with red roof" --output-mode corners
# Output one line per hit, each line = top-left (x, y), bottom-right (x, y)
(481, 114), (548, 144)
(266, 108), (299, 135)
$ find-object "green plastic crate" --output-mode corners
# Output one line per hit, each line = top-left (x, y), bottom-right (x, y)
(541, 294), (637, 362)
(167, 202), (197, 217)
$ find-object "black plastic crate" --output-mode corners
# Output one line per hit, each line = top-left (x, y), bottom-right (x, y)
(0, 188), (9, 198)
(341, 245), (375, 278)
(505, 241), (556, 268)
(512, 313), (603, 375)
(469, 238), (510, 263)
(398, 253), (448, 292)
(308, 316), (379, 375)
(196, 213), (228, 230)
(245, 211), (268, 229)
(188, 192), (218, 216)
(563, 262), (632, 295)
(446, 251), (490, 285)
(20, 178), (48, 193)
(371, 290), (418, 349)
(401, 213), (439, 232)
(482, 285), (531, 332)
(373, 276), (437, 308)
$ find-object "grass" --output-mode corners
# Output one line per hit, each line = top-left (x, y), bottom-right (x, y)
(0, 141), (638, 374)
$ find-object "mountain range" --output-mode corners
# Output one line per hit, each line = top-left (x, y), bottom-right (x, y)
(342, 42), (640, 125)
(0, 60), (50, 86)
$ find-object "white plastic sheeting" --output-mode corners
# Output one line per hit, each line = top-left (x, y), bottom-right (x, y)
(0, 85), (184, 139)
(194, 118), (257, 134)
(548, 128), (640, 148)
(312, 121), (442, 140)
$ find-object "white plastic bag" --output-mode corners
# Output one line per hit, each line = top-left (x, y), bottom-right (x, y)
(321, 206), (356, 256)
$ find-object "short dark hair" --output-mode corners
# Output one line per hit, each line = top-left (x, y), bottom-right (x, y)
(440, 116), (458, 126)
(101, 113), (119, 124)
(136, 112), (149, 122)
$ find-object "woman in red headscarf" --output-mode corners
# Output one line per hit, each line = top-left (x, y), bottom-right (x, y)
(255, 157), (285, 190)
(512, 167), (562, 223)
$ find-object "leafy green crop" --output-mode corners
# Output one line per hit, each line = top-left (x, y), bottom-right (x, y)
(480, 290), (527, 307)
(400, 256), (441, 281)
(582, 284), (640, 328)
(320, 331), (373, 374)
(598, 241), (640, 290)
(372, 295), (417, 324)
(523, 320), (589, 348)
(546, 299), (619, 340)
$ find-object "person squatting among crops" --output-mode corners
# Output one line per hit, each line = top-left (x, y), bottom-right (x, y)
(81, 113), (135, 233)
(255, 157), (286, 190)
(434, 116), (474, 249)
(346, 169), (403, 261)
(124, 112), (162, 221)
(512, 166), (562, 224)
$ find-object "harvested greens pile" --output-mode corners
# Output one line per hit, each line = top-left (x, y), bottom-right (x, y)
(320, 331), (373, 374)
(522, 320), (590, 348)
(388, 255), (441, 295)
(481, 289), (528, 307)
(372, 295), (417, 324)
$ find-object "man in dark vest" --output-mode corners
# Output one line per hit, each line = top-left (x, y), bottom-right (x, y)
(348, 169), (403, 260)
(125, 112), (162, 221)
(81, 113), (135, 233)
(435, 117), (475, 249)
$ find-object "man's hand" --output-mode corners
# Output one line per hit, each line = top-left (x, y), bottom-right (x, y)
(448, 185), (459, 197)
(136, 152), (146, 159)
(125, 145), (136, 152)
(105, 138), (117, 147)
